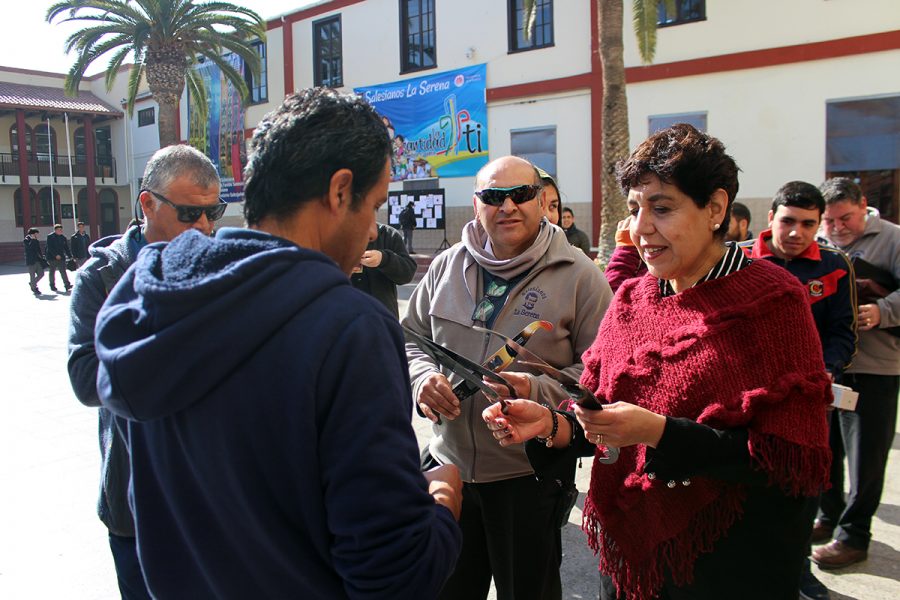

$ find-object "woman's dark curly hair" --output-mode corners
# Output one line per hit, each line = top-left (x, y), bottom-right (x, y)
(616, 124), (740, 238)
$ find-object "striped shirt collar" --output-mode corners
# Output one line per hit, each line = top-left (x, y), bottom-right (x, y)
(658, 242), (752, 297)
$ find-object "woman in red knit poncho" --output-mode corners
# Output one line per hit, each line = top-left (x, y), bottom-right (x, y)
(482, 124), (832, 600)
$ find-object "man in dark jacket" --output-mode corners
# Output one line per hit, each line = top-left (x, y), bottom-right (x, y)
(46, 223), (72, 292)
(68, 144), (225, 600)
(561, 207), (591, 256)
(94, 88), (462, 600)
(24, 227), (46, 296)
(399, 201), (416, 252)
(70, 221), (90, 268)
(351, 222), (416, 317)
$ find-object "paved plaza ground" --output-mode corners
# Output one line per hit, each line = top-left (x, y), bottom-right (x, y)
(1, 262), (899, 599)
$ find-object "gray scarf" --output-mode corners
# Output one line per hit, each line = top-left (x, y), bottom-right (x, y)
(461, 218), (554, 279)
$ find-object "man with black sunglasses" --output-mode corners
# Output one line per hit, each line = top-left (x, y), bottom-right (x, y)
(67, 144), (223, 600)
(404, 155), (613, 600)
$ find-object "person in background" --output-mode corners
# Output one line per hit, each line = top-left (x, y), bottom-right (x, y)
(68, 144), (225, 600)
(24, 227), (46, 297)
(561, 207), (591, 256)
(351, 222), (417, 318)
(537, 167), (561, 226)
(46, 223), (72, 292)
(70, 221), (91, 268)
(737, 180), (857, 600)
(813, 177), (900, 571)
(399, 200), (417, 253)
(483, 124), (831, 600)
(94, 88), (462, 599)
(405, 155), (611, 600)
(726, 201), (753, 242)
(603, 215), (647, 293)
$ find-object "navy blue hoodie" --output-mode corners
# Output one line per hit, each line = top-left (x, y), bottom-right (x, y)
(96, 228), (461, 599)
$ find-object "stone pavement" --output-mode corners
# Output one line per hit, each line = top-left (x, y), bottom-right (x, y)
(1, 263), (898, 599)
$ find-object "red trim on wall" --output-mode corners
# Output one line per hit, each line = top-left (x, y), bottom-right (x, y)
(283, 19), (294, 95)
(626, 29), (900, 83)
(487, 73), (592, 103)
(15, 109), (31, 232)
(83, 115), (99, 241)
(589, 0), (602, 251)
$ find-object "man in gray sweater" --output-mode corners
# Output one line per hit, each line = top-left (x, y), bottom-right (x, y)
(67, 145), (224, 599)
(813, 177), (900, 570)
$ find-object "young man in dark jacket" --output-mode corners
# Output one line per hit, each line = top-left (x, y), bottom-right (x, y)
(94, 89), (462, 599)
(46, 223), (72, 291)
(68, 144), (226, 600)
(23, 227), (46, 296)
(70, 221), (90, 268)
(351, 222), (416, 317)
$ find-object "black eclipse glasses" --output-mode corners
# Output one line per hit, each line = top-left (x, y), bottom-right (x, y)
(142, 189), (227, 223)
(474, 185), (541, 207)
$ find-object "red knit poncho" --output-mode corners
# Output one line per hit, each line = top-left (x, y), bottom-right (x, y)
(581, 259), (831, 600)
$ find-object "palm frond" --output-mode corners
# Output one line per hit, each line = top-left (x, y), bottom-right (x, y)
(633, 0), (662, 64)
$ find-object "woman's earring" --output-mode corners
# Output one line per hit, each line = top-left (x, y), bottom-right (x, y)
(713, 223), (721, 231)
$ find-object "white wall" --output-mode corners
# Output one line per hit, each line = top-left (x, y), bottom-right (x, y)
(623, 0), (900, 66)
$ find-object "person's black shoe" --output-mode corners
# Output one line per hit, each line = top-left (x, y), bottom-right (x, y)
(32, 288), (41, 297)
(799, 569), (830, 599)
(64, 285), (72, 292)
(50, 287), (57, 292)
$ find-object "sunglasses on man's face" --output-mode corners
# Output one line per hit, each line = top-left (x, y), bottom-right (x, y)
(142, 189), (227, 223)
(474, 185), (541, 207)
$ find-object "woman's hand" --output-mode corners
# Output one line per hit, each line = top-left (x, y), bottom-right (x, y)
(482, 399), (553, 447)
(574, 401), (666, 448)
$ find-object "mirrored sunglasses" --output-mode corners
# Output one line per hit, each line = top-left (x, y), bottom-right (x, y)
(474, 185), (541, 207)
(143, 189), (228, 223)
(471, 279), (509, 322)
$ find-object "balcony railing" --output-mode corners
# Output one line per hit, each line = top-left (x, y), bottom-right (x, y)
(0, 152), (117, 183)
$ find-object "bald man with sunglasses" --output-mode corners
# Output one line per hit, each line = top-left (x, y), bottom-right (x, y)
(67, 144), (223, 599)
(403, 155), (612, 600)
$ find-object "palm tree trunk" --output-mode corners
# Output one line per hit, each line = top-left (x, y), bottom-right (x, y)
(596, 0), (630, 267)
(156, 97), (181, 147)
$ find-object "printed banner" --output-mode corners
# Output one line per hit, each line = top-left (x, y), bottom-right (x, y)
(188, 54), (247, 203)
(355, 65), (488, 181)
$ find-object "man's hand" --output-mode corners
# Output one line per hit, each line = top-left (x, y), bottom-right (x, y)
(55, 255), (62, 260)
(424, 464), (463, 521)
(482, 371), (531, 399)
(859, 303), (881, 331)
(360, 250), (383, 268)
(417, 372), (460, 422)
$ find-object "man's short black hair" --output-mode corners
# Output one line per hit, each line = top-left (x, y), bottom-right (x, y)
(771, 181), (825, 215)
(820, 177), (863, 206)
(243, 88), (392, 225)
(562, 207), (574, 216)
(27, 227), (39, 235)
(730, 202), (751, 224)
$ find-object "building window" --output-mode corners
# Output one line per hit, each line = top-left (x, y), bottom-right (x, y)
(10, 124), (33, 160)
(511, 126), (557, 177)
(509, 0), (553, 53)
(400, 0), (436, 73)
(14, 187), (35, 227)
(38, 187), (61, 226)
(245, 41), (268, 103)
(658, 0), (706, 27)
(138, 107), (155, 127)
(648, 112), (707, 135)
(313, 16), (343, 87)
(34, 125), (58, 162)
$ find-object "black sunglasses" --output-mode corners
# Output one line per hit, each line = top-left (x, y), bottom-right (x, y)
(142, 189), (227, 223)
(475, 185), (541, 207)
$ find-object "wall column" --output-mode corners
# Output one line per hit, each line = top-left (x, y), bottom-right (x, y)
(84, 115), (99, 240)
(16, 109), (31, 232)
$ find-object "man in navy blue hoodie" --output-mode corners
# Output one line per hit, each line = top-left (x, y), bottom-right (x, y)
(95, 88), (462, 599)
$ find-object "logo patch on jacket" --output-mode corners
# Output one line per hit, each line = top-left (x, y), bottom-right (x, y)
(514, 286), (547, 319)
(809, 280), (824, 297)
(807, 269), (847, 305)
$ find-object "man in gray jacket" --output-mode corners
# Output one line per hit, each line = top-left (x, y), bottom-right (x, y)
(813, 177), (900, 570)
(404, 155), (612, 600)
(67, 145), (225, 599)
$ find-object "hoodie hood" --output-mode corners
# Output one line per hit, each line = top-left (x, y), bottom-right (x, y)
(96, 227), (347, 421)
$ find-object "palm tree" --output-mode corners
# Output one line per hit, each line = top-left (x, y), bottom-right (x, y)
(524, 0), (670, 265)
(47, 0), (266, 148)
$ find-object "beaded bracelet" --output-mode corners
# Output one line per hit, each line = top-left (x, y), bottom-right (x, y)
(535, 403), (559, 447)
